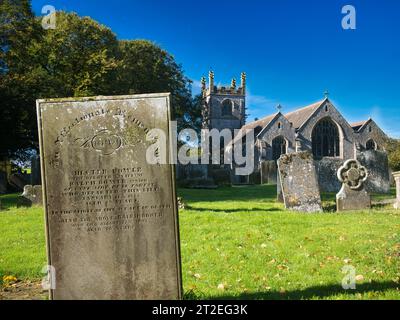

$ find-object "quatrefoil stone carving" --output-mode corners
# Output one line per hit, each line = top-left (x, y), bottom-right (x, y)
(337, 159), (368, 190)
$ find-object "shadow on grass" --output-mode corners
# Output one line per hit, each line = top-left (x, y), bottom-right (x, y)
(0, 193), (20, 211)
(199, 281), (400, 300)
(178, 185), (279, 203)
(185, 206), (283, 213)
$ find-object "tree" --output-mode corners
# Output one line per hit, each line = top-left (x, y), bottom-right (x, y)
(0, 0), (41, 160)
(33, 11), (119, 97)
(0, 9), (121, 160)
(0, 4), (198, 162)
(115, 40), (193, 120)
(385, 138), (400, 172)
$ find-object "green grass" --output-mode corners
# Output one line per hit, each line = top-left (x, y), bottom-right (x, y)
(1, 186), (399, 299)
(0, 194), (46, 285)
(178, 186), (400, 300)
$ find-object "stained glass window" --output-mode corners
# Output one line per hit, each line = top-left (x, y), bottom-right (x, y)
(312, 118), (340, 159)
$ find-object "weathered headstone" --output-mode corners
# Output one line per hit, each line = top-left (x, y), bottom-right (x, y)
(0, 171), (7, 194)
(30, 155), (42, 185)
(277, 152), (322, 212)
(276, 170), (284, 203)
(336, 159), (370, 211)
(261, 160), (277, 185)
(315, 158), (343, 193)
(8, 173), (28, 191)
(357, 150), (390, 194)
(37, 94), (182, 300)
(18, 185), (43, 207)
(393, 171), (400, 209)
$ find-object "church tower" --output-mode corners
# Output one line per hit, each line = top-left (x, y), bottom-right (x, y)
(201, 71), (247, 132)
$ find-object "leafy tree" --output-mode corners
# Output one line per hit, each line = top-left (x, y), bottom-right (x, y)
(33, 11), (119, 97)
(385, 138), (400, 172)
(0, 3), (198, 162)
(0, 0), (41, 160)
(115, 40), (193, 120)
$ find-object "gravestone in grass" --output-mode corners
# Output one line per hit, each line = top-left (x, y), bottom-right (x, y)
(18, 185), (42, 207)
(392, 171), (400, 209)
(30, 155), (41, 185)
(0, 171), (7, 194)
(37, 94), (182, 300)
(277, 152), (322, 212)
(336, 159), (370, 211)
(276, 170), (284, 203)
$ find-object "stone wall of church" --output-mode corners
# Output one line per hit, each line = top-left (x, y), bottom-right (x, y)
(356, 120), (388, 151)
(257, 113), (296, 161)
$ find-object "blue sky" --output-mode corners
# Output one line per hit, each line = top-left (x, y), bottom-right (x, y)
(32, 0), (400, 137)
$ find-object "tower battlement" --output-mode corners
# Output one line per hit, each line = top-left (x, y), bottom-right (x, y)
(201, 71), (246, 97)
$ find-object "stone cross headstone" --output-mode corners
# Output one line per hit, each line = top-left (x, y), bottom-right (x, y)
(336, 159), (370, 211)
(277, 152), (322, 212)
(393, 171), (400, 209)
(37, 94), (182, 300)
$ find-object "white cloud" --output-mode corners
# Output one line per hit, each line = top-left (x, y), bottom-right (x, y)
(191, 79), (202, 96)
(246, 90), (280, 121)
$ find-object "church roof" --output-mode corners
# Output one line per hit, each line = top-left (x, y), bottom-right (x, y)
(284, 99), (326, 129)
(242, 113), (279, 131)
(351, 119), (371, 132)
(242, 99), (327, 133)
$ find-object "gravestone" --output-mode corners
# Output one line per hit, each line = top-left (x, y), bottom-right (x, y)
(37, 94), (182, 300)
(277, 152), (322, 212)
(315, 158), (343, 192)
(18, 185), (43, 207)
(9, 173), (28, 191)
(357, 150), (390, 193)
(0, 171), (7, 194)
(30, 155), (42, 185)
(276, 170), (284, 203)
(261, 160), (277, 185)
(336, 159), (370, 211)
(393, 171), (400, 209)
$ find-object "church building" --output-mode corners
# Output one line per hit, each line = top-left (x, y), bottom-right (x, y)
(200, 71), (389, 180)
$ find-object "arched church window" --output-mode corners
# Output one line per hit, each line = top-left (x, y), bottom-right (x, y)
(272, 136), (287, 161)
(311, 118), (340, 159)
(222, 99), (233, 116)
(366, 139), (376, 150)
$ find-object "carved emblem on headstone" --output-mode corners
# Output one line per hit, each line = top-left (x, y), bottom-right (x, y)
(336, 159), (371, 211)
(337, 159), (368, 190)
(75, 129), (124, 156)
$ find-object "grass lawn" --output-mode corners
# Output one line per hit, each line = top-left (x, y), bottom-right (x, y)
(1, 185), (399, 300)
